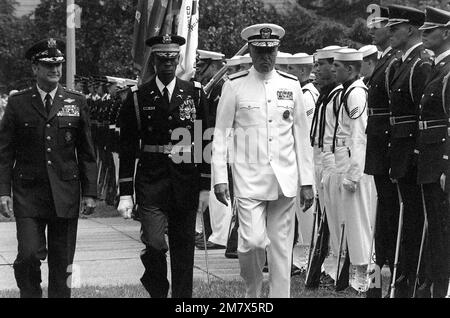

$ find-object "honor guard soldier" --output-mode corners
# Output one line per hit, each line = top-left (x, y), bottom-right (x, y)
(212, 23), (314, 298)
(117, 34), (210, 298)
(415, 7), (450, 298)
(331, 48), (375, 292)
(0, 38), (97, 298)
(309, 46), (345, 288)
(385, 5), (432, 297)
(364, 6), (401, 298)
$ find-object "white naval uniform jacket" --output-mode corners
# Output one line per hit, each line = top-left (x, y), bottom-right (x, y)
(335, 78), (368, 183)
(212, 67), (314, 200)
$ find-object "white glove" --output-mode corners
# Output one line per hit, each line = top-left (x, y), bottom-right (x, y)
(342, 178), (357, 193)
(198, 190), (210, 213)
(117, 195), (134, 219)
(440, 173), (446, 192)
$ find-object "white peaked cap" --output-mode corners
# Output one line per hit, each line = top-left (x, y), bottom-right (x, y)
(334, 48), (363, 62)
(226, 55), (242, 66)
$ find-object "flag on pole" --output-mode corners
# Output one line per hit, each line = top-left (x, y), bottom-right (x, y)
(131, 0), (199, 83)
(176, 0), (199, 81)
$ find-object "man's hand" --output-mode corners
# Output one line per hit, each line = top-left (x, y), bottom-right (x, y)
(440, 173), (446, 192)
(117, 196), (134, 219)
(343, 178), (357, 193)
(81, 196), (96, 215)
(198, 190), (210, 214)
(0, 196), (13, 218)
(214, 183), (230, 207)
(300, 185), (314, 212)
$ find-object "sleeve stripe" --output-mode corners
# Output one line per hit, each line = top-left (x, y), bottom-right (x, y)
(119, 178), (133, 183)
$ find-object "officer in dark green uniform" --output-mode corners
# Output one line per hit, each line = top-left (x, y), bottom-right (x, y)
(415, 6), (450, 298)
(117, 34), (210, 298)
(385, 5), (432, 297)
(0, 38), (97, 298)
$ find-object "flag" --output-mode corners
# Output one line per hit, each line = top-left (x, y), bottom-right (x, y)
(176, 0), (200, 81)
(131, 0), (153, 72)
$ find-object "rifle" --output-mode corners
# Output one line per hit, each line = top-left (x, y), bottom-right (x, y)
(203, 43), (249, 95)
(390, 183), (405, 298)
(306, 197), (319, 272)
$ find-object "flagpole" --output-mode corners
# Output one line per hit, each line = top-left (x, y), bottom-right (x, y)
(66, 0), (76, 90)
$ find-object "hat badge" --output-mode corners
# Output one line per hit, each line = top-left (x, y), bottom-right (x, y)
(260, 28), (272, 39)
(162, 34), (172, 44)
(48, 38), (57, 48)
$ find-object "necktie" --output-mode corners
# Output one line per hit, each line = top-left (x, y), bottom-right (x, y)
(163, 87), (170, 105)
(45, 93), (52, 115)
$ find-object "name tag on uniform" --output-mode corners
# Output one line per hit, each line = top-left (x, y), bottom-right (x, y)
(57, 105), (80, 117)
(143, 106), (156, 111)
(277, 89), (293, 100)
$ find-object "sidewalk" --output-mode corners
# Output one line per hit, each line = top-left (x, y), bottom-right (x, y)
(0, 217), (243, 290)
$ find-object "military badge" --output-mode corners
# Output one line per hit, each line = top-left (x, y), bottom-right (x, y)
(143, 106), (156, 111)
(283, 110), (290, 120)
(162, 34), (172, 44)
(48, 38), (57, 48)
(64, 98), (75, 103)
(57, 105), (80, 117)
(65, 132), (73, 143)
(260, 28), (272, 39)
(179, 97), (196, 122)
(277, 89), (293, 100)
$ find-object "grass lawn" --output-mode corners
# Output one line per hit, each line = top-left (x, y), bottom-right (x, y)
(0, 274), (388, 298)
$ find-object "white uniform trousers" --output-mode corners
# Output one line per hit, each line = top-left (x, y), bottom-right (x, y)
(236, 195), (296, 298)
(335, 147), (375, 265)
(208, 169), (233, 246)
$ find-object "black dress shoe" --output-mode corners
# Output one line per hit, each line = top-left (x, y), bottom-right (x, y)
(225, 250), (238, 259)
(196, 240), (226, 250)
(291, 265), (305, 277)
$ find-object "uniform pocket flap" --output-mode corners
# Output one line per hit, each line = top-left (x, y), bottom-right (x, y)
(22, 120), (38, 128)
(238, 101), (260, 110)
(419, 127), (447, 144)
(58, 118), (80, 128)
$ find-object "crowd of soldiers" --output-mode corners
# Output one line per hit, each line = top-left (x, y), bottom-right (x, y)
(66, 4), (449, 298)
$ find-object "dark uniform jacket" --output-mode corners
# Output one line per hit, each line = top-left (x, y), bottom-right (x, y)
(365, 48), (400, 175)
(388, 44), (432, 179)
(417, 53), (450, 188)
(0, 84), (98, 218)
(119, 77), (210, 212)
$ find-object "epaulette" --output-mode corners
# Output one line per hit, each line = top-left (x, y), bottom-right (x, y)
(193, 81), (202, 89)
(277, 70), (298, 81)
(228, 70), (249, 81)
(131, 85), (139, 93)
(64, 87), (84, 96)
(9, 87), (32, 98)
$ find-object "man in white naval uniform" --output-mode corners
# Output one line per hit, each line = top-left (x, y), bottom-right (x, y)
(287, 53), (319, 273)
(212, 23), (314, 298)
(314, 46), (345, 281)
(331, 48), (375, 292)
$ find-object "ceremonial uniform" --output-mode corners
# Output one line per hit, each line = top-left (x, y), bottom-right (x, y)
(365, 45), (401, 276)
(0, 38), (97, 298)
(118, 35), (210, 298)
(415, 7), (450, 297)
(385, 5), (432, 296)
(212, 24), (313, 298)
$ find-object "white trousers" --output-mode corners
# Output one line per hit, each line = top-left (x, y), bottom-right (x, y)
(236, 195), (296, 298)
(208, 183), (233, 246)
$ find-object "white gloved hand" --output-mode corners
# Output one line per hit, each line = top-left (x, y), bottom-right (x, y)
(440, 173), (446, 192)
(117, 195), (134, 219)
(342, 178), (357, 193)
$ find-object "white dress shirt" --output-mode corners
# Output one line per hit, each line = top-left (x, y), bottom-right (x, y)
(156, 76), (176, 102)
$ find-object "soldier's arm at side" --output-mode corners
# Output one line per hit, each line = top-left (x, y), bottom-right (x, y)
(444, 74), (450, 193)
(412, 61), (432, 107)
(0, 98), (16, 217)
(345, 88), (368, 184)
(196, 83), (211, 192)
(212, 80), (236, 206)
(76, 96), (98, 199)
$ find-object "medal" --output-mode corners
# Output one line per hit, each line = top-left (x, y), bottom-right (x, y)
(283, 110), (290, 119)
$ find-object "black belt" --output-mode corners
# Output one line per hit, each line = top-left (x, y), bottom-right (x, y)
(390, 115), (416, 126)
(368, 108), (390, 116)
(142, 144), (192, 155)
(418, 119), (447, 130)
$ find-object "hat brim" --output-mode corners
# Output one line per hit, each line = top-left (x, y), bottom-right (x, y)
(385, 19), (410, 27)
(419, 22), (447, 30)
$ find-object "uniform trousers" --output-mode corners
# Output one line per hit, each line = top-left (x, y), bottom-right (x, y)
(13, 217), (78, 298)
(422, 182), (449, 298)
(236, 195), (295, 298)
(138, 203), (196, 298)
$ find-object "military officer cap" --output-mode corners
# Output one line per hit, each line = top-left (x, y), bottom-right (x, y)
(358, 45), (379, 59)
(276, 52), (292, 65)
(146, 34), (186, 58)
(316, 46), (344, 60)
(241, 53), (253, 64)
(197, 49), (225, 61)
(226, 55), (243, 66)
(290, 53), (314, 65)
(368, 6), (390, 28)
(25, 38), (65, 64)
(419, 7), (450, 30)
(241, 23), (285, 47)
(385, 5), (425, 27)
(334, 48), (363, 62)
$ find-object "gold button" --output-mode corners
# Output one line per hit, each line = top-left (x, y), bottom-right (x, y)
(47, 161), (52, 165)
(46, 124), (51, 128)
(168, 116), (173, 120)
(47, 148), (51, 153)
(46, 136), (52, 141)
